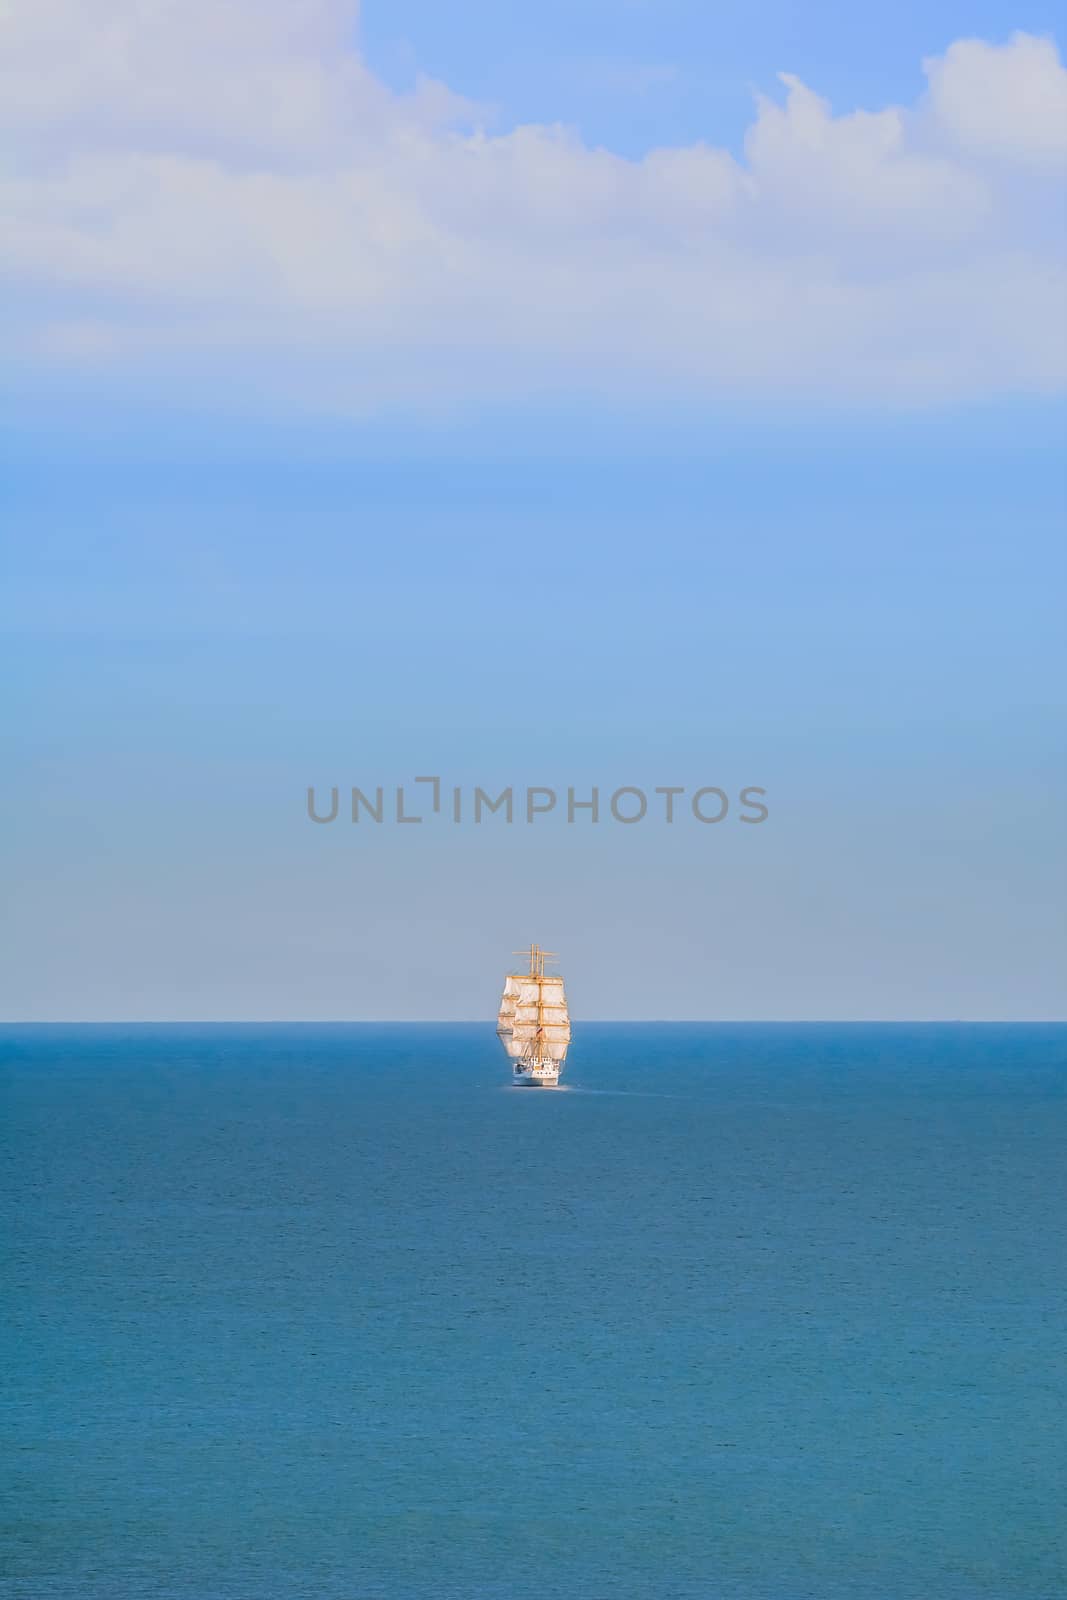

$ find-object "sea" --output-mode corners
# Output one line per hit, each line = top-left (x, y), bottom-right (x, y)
(2, 1023), (1065, 1600)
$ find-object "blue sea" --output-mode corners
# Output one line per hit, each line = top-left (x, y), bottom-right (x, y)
(2, 1023), (1065, 1600)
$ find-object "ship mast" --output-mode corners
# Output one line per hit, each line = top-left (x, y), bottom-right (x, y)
(519, 942), (552, 979)
(536, 951), (544, 1064)
(516, 944), (556, 1065)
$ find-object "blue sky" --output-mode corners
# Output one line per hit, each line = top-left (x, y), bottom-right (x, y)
(362, 0), (1067, 155)
(1, 1), (1065, 1018)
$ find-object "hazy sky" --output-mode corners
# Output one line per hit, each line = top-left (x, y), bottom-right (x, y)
(2, 1), (1065, 1019)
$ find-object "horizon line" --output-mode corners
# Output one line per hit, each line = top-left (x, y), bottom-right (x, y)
(1, 1018), (1064, 1028)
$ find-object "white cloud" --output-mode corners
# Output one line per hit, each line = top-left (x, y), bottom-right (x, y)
(925, 32), (1067, 168)
(1, 2), (1064, 409)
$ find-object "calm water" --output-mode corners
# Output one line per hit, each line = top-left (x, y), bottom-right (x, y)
(2, 1023), (1065, 1600)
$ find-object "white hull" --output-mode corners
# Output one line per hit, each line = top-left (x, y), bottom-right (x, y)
(513, 1065), (561, 1087)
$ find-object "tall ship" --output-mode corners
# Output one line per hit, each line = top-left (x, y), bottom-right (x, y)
(497, 944), (571, 1087)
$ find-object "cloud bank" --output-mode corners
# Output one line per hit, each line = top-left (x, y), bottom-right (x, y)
(2, 1), (1065, 410)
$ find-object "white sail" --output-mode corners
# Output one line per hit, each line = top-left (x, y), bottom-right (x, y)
(497, 953), (571, 1069)
(497, 976), (519, 1024)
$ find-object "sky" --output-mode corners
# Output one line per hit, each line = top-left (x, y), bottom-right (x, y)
(2, 0), (1065, 1020)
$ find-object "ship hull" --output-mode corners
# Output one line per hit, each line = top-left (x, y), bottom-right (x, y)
(513, 1067), (561, 1087)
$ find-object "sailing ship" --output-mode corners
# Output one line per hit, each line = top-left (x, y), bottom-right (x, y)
(497, 944), (571, 1086)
